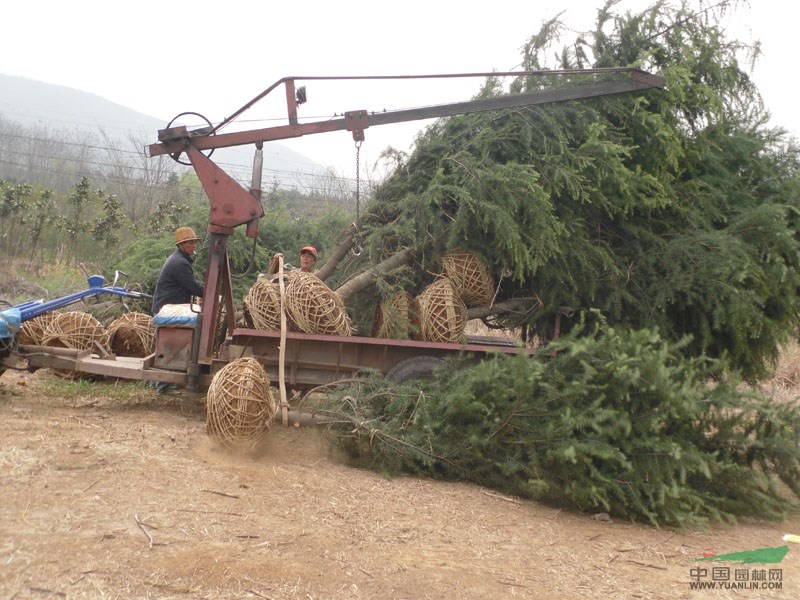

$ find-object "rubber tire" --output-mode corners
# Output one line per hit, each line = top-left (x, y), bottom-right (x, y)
(385, 356), (445, 385)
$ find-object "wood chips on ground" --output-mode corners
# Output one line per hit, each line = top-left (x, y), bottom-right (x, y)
(1, 369), (799, 599)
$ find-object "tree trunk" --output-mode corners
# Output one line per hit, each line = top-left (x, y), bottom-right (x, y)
(316, 224), (355, 283)
(336, 247), (416, 304)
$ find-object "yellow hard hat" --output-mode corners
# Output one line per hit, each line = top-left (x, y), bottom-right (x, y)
(175, 226), (201, 245)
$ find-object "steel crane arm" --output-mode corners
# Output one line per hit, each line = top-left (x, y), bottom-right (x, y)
(147, 69), (664, 157)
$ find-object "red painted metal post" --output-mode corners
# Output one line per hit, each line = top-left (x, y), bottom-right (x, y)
(186, 147), (263, 230)
(195, 233), (235, 366)
(284, 79), (298, 125)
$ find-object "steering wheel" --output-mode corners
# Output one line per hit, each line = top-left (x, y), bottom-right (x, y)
(165, 111), (216, 166)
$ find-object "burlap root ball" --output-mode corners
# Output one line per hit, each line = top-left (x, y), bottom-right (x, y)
(414, 278), (467, 343)
(441, 247), (495, 307)
(284, 272), (351, 336)
(206, 357), (277, 450)
(105, 312), (154, 357)
(371, 291), (417, 339)
(17, 312), (57, 345)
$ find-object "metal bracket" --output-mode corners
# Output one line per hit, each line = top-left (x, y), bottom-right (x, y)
(345, 110), (369, 142)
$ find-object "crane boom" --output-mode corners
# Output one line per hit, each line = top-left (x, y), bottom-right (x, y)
(148, 69), (663, 157)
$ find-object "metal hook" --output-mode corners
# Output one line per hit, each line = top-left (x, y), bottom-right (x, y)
(351, 225), (364, 257)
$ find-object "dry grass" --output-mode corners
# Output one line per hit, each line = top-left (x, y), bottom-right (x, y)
(760, 339), (800, 404)
(1, 367), (800, 598)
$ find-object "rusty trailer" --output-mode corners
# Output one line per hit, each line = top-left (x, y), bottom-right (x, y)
(18, 325), (533, 392)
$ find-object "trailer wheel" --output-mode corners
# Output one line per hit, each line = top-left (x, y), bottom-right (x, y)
(385, 356), (445, 385)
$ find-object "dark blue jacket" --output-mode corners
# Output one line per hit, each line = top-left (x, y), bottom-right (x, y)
(151, 249), (205, 315)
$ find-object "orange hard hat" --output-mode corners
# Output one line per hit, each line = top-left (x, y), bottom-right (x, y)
(175, 226), (201, 245)
(300, 245), (318, 259)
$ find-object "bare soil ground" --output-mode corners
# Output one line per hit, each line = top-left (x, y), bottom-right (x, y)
(1, 368), (799, 600)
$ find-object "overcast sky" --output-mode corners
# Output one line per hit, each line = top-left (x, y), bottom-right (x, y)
(0, 0), (793, 177)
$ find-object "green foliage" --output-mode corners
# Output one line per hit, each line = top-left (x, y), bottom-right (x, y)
(356, 1), (800, 380)
(39, 377), (97, 398)
(92, 191), (125, 249)
(38, 376), (154, 402)
(148, 198), (192, 233)
(114, 233), (175, 294)
(60, 177), (94, 261)
(312, 319), (800, 528)
(147, 171), (201, 233)
(22, 265), (86, 300)
(114, 206), (209, 295)
(26, 188), (56, 261)
(1, 181), (34, 258)
(2, 177), (138, 268)
(113, 204), (352, 304)
(257, 205), (317, 266)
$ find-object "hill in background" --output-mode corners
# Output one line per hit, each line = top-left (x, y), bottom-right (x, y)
(0, 73), (329, 189)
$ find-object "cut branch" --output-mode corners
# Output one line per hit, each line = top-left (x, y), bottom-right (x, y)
(467, 298), (537, 320)
(335, 246), (416, 304)
(316, 224), (356, 282)
(134, 514), (155, 549)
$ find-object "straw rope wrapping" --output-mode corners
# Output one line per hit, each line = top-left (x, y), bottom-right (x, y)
(371, 290), (417, 339)
(17, 312), (57, 346)
(414, 278), (467, 343)
(105, 312), (154, 357)
(441, 248), (495, 307)
(41, 311), (109, 378)
(284, 272), (352, 336)
(244, 272), (300, 331)
(206, 357), (277, 450)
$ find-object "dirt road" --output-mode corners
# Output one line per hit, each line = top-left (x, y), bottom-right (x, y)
(1, 369), (798, 599)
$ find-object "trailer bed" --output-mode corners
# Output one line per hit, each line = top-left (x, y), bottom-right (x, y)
(19, 328), (534, 391)
(220, 328), (535, 388)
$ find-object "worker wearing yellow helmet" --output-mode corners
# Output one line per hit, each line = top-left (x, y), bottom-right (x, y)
(151, 226), (205, 315)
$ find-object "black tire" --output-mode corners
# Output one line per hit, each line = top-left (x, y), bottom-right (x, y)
(385, 356), (445, 385)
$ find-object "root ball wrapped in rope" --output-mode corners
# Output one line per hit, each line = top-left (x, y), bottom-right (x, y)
(243, 277), (292, 331)
(41, 311), (108, 352)
(17, 312), (57, 346)
(105, 312), (154, 357)
(284, 272), (351, 336)
(414, 278), (467, 343)
(441, 247), (495, 307)
(41, 311), (109, 378)
(372, 290), (417, 339)
(206, 357), (276, 450)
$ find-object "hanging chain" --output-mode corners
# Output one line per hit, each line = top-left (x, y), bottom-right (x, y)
(351, 139), (364, 256)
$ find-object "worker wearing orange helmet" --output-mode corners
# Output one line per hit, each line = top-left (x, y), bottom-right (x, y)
(299, 245), (318, 273)
(261, 245), (318, 279)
